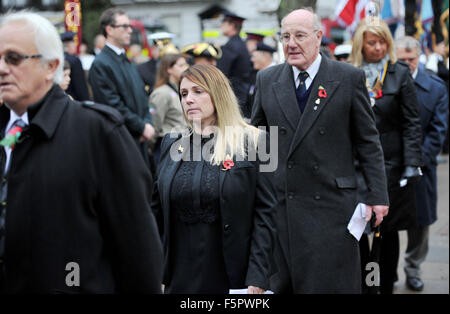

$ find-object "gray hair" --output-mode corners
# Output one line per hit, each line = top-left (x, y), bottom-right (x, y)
(0, 11), (64, 84)
(395, 36), (422, 56)
(281, 7), (322, 31)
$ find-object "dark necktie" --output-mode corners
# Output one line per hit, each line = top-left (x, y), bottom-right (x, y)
(120, 53), (129, 63)
(297, 71), (309, 97)
(296, 72), (310, 113)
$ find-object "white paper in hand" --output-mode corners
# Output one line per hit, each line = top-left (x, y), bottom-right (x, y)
(347, 203), (368, 241)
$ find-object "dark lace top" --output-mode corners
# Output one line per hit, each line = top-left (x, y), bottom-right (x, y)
(165, 133), (229, 293)
(169, 133), (220, 224)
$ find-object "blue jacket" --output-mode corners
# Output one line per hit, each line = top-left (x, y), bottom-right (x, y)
(414, 64), (448, 167)
(414, 64), (448, 226)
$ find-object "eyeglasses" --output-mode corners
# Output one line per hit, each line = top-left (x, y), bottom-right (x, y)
(0, 51), (42, 66)
(110, 24), (132, 30)
(279, 31), (318, 44)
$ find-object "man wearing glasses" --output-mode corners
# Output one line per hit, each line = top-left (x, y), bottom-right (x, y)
(0, 11), (163, 293)
(89, 8), (155, 169)
(251, 8), (389, 293)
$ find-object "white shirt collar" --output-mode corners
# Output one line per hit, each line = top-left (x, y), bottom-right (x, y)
(5, 111), (29, 136)
(292, 53), (322, 87)
(412, 67), (419, 80)
(106, 41), (126, 56)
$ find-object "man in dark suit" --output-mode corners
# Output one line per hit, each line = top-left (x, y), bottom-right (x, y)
(0, 11), (163, 293)
(217, 12), (252, 119)
(251, 8), (389, 293)
(396, 36), (448, 292)
(61, 31), (90, 101)
(88, 8), (155, 168)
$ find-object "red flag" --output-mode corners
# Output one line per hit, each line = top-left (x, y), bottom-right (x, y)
(335, 0), (372, 33)
(64, 0), (82, 54)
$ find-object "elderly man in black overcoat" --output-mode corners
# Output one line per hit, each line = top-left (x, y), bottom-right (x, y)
(251, 9), (389, 293)
(0, 11), (163, 293)
(89, 8), (155, 168)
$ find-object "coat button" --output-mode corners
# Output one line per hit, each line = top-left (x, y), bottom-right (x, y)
(1, 201), (6, 206)
(313, 164), (319, 171)
(280, 127), (287, 135)
(288, 193), (294, 200)
(319, 128), (325, 135)
(288, 161), (294, 169)
(224, 224), (230, 231)
(314, 194), (321, 200)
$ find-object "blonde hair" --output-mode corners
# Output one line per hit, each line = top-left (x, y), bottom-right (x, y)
(349, 16), (397, 67)
(179, 64), (260, 165)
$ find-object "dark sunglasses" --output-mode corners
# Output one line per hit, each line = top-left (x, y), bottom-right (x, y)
(0, 51), (42, 66)
(110, 24), (132, 29)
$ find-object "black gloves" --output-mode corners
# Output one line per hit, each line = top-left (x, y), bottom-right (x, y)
(400, 166), (423, 185)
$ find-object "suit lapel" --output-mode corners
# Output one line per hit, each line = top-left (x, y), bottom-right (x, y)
(273, 63), (301, 131)
(288, 57), (340, 155)
(160, 136), (188, 227)
(414, 67), (431, 92)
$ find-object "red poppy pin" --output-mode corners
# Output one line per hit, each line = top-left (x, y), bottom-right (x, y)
(222, 156), (235, 171)
(318, 86), (327, 98)
(375, 89), (383, 99)
(0, 125), (23, 150)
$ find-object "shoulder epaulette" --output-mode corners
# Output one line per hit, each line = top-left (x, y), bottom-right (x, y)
(81, 101), (124, 124)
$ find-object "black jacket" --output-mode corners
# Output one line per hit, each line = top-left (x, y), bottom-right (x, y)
(88, 45), (152, 139)
(152, 133), (276, 290)
(0, 85), (163, 293)
(371, 61), (423, 232)
(217, 35), (252, 117)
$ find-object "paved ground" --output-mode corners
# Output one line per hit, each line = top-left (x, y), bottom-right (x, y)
(394, 157), (449, 294)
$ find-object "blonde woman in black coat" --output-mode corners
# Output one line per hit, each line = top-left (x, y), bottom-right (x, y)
(151, 64), (276, 294)
(350, 17), (423, 294)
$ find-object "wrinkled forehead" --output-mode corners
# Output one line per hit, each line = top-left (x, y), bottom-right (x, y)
(281, 12), (315, 32)
(0, 21), (36, 53)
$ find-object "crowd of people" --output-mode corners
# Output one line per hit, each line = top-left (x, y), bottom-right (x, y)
(0, 6), (448, 294)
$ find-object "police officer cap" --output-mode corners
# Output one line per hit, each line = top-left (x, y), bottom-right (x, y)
(246, 32), (265, 42)
(60, 31), (76, 42)
(222, 11), (246, 24)
(181, 43), (222, 59)
(333, 44), (352, 58)
(255, 42), (277, 54)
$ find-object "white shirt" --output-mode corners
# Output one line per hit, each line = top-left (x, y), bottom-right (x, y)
(412, 67), (419, 80)
(3, 111), (29, 172)
(292, 54), (322, 90)
(105, 42), (126, 56)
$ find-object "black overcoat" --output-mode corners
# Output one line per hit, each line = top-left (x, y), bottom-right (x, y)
(0, 86), (163, 293)
(252, 56), (389, 293)
(88, 45), (153, 166)
(152, 133), (276, 290)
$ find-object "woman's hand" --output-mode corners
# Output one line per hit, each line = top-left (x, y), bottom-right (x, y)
(247, 286), (265, 294)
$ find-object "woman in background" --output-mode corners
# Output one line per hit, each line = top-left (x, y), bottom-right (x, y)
(350, 17), (423, 294)
(149, 53), (189, 165)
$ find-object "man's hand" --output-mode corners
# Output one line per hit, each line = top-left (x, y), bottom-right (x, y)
(365, 205), (389, 227)
(247, 286), (265, 294)
(140, 123), (155, 142)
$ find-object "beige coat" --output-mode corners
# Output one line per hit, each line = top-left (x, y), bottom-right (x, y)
(149, 84), (186, 141)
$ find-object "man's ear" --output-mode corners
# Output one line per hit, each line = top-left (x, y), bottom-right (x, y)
(44, 59), (60, 82)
